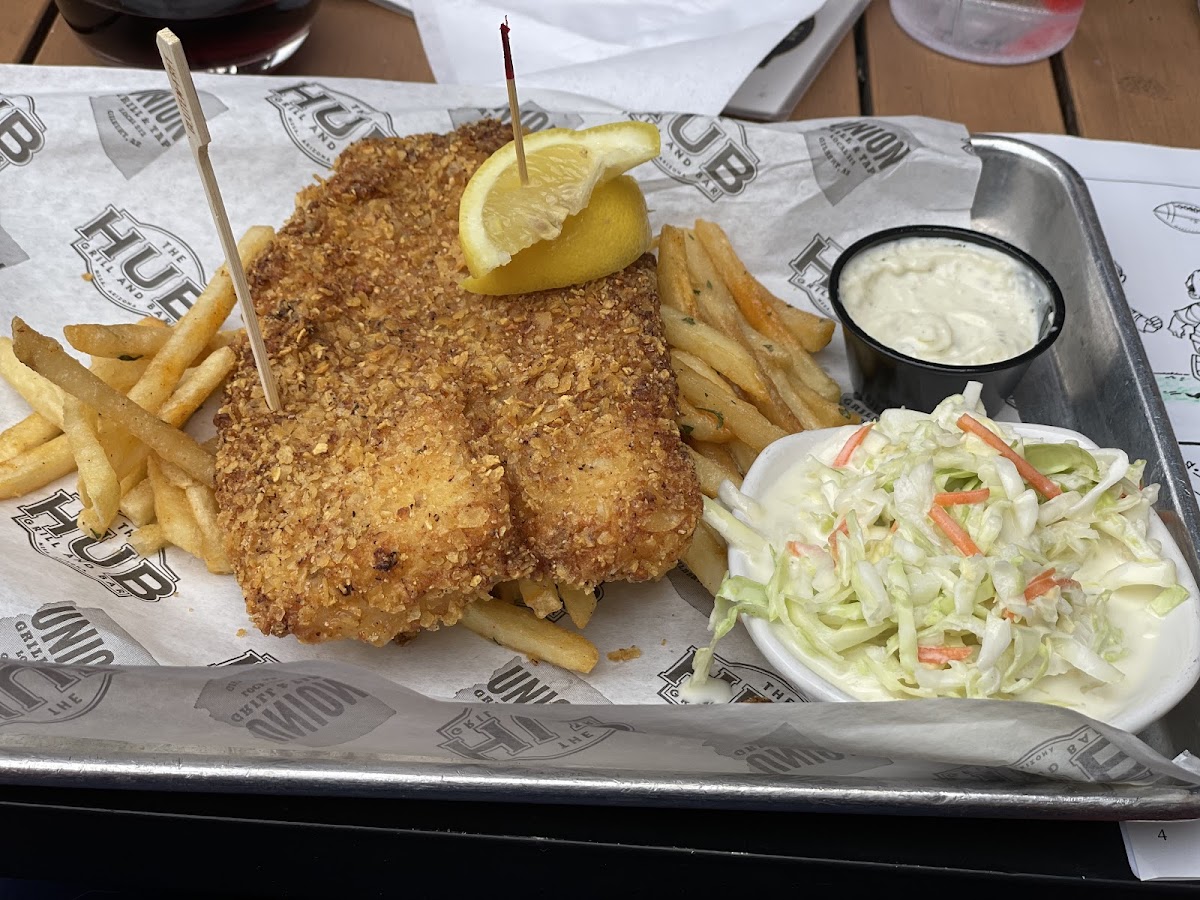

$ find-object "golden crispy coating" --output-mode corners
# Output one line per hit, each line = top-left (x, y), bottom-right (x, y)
(215, 120), (701, 645)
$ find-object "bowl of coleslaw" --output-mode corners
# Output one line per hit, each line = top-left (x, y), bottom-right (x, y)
(698, 383), (1200, 733)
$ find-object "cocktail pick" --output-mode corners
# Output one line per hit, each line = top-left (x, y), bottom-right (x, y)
(156, 28), (282, 412)
(500, 17), (529, 185)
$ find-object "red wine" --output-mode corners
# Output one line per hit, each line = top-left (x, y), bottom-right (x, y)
(55, 0), (320, 72)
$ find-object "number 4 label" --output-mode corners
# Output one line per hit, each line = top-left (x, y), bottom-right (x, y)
(1121, 820), (1200, 880)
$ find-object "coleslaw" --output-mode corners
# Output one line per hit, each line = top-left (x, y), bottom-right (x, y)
(697, 383), (1190, 705)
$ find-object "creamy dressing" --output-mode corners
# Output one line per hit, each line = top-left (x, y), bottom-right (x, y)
(678, 674), (735, 704)
(740, 429), (1169, 722)
(838, 237), (1048, 366)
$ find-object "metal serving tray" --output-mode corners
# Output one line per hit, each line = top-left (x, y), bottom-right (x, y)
(4, 136), (1199, 820)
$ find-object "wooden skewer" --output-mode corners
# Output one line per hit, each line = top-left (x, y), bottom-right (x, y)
(500, 18), (529, 185)
(155, 28), (282, 413)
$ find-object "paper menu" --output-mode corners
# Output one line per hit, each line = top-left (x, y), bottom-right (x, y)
(1006, 134), (1200, 500)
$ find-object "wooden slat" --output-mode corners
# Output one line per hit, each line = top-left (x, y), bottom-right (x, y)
(35, 12), (103, 65)
(0, 0), (51, 65)
(789, 32), (861, 121)
(36, 0), (433, 82)
(276, 0), (431, 81)
(1061, 0), (1200, 149)
(863, 0), (1064, 134)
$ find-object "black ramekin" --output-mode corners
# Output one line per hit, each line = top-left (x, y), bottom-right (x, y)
(829, 225), (1066, 416)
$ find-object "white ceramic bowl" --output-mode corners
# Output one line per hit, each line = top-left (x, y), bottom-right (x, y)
(730, 422), (1200, 733)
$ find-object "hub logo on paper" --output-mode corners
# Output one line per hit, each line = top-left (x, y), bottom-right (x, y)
(631, 112), (759, 202)
(0, 221), (28, 270)
(658, 646), (805, 704)
(90, 88), (228, 179)
(13, 489), (179, 603)
(436, 709), (634, 762)
(804, 120), (921, 206)
(210, 649), (280, 667)
(267, 82), (395, 168)
(196, 670), (395, 747)
(787, 232), (844, 317)
(705, 724), (892, 777)
(449, 101), (582, 132)
(0, 662), (112, 727)
(72, 205), (206, 323)
(454, 656), (609, 705)
(1015, 724), (1159, 785)
(0, 94), (46, 171)
(0, 601), (155, 666)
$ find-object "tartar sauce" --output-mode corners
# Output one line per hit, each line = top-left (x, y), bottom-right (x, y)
(838, 236), (1048, 366)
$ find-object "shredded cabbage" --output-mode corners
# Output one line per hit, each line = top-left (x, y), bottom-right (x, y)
(696, 383), (1190, 705)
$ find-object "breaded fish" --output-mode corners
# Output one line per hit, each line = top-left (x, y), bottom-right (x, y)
(215, 120), (701, 645)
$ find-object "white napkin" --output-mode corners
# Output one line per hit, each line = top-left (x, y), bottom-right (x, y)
(409, 0), (826, 115)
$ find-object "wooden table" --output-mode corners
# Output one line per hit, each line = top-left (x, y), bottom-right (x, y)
(4, 0), (1199, 148)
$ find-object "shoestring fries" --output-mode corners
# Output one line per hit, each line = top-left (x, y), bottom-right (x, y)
(659, 219), (860, 596)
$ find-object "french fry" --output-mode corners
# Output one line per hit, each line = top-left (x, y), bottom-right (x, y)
(684, 442), (740, 498)
(670, 349), (738, 399)
(460, 599), (599, 674)
(673, 364), (785, 452)
(62, 396), (119, 537)
(682, 231), (803, 432)
(517, 578), (562, 618)
(0, 435), (74, 500)
(90, 356), (152, 393)
(786, 341), (842, 402)
(660, 304), (769, 401)
(682, 521), (727, 597)
(147, 455), (205, 559)
(560, 586), (598, 629)
(65, 323), (175, 362)
(130, 523), (167, 557)
(785, 371), (859, 428)
(65, 323), (243, 361)
(158, 346), (236, 425)
(774, 300), (836, 354)
(656, 225), (700, 317)
(128, 227), (272, 415)
(0, 354), (151, 468)
(0, 413), (59, 463)
(185, 481), (232, 575)
(727, 439), (757, 476)
(105, 346), (237, 496)
(678, 396), (733, 443)
(96, 227), (271, 479)
(688, 439), (743, 489)
(0, 336), (65, 428)
(119, 475), (156, 527)
(694, 219), (834, 353)
(11, 319), (216, 487)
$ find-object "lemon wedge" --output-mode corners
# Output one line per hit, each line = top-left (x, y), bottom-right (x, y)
(458, 121), (660, 279)
(462, 175), (651, 296)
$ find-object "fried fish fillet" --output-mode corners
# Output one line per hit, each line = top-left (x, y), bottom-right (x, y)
(215, 120), (701, 645)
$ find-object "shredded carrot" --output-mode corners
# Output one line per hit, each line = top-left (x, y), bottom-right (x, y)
(827, 519), (849, 554)
(918, 645), (973, 665)
(889, 521), (899, 534)
(787, 540), (823, 557)
(1023, 568), (1057, 601)
(832, 423), (873, 468)
(927, 505), (981, 556)
(956, 414), (1063, 499)
(934, 488), (991, 507)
